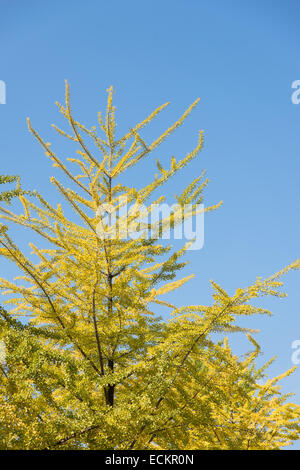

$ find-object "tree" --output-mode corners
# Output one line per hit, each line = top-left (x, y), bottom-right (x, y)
(0, 83), (299, 450)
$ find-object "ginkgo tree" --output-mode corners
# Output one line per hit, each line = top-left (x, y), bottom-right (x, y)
(0, 83), (299, 450)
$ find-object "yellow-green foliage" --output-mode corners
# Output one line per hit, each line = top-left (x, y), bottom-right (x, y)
(0, 83), (299, 449)
(0, 175), (25, 203)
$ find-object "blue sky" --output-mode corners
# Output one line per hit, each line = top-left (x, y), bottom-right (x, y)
(1, 0), (300, 447)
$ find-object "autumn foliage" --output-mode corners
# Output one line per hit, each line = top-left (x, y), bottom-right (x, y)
(0, 84), (299, 449)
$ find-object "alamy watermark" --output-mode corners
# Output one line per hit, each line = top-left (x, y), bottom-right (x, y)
(291, 340), (300, 365)
(291, 80), (300, 104)
(0, 341), (5, 365)
(96, 197), (205, 250)
(0, 80), (6, 104)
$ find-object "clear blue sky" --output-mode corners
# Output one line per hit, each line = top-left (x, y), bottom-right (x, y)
(1, 0), (300, 447)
